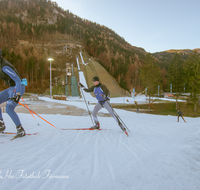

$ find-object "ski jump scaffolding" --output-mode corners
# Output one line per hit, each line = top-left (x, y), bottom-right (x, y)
(79, 52), (88, 66)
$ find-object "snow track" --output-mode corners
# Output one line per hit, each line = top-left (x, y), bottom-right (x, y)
(0, 108), (200, 189)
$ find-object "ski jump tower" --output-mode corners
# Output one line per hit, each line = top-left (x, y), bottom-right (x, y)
(64, 45), (89, 97)
(65, 63), (79, 97)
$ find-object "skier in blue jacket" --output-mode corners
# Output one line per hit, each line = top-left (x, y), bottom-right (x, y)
(0, 49), (26, 138)
(79, 76), (126, 131)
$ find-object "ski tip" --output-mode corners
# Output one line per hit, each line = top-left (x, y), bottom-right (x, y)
(61, 128), (107, 131)
(125, 131), (129, 137)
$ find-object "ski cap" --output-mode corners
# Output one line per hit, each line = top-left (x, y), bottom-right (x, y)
(92, 76), (99, 82)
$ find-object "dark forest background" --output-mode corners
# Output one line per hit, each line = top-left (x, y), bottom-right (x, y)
(0, 0), (200, 106)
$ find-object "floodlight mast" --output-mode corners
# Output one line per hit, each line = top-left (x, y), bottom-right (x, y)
(47, 58), (54, 97)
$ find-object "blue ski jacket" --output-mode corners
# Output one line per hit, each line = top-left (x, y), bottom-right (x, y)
(83, 83), (110, 104)
(0, 57), (22, 94)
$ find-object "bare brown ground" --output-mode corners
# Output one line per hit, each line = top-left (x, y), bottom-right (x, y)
(0, 100), (111, 117)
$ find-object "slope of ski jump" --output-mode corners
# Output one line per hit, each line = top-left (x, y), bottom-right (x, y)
(77, 52), (96, 102)
(79, 51), (129, 97)
(78, 71), (96, 102)
(0, 95), (200, 190)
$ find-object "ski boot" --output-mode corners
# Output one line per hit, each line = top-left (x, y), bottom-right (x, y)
(91, 122), (100, 129)
(119, 123), (126, 131)
(119, 123), (129, 137)
(0, 119), (6, 132)
(13, 125), (26, 139)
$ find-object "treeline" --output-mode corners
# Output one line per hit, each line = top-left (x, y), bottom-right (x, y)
(0, 46), (50, 92)
(0, 0), (86, 92)
(0, 0), (200, 103)
(0, 0), (84, 40)
(83, 26), (146, 91)
(140, 51), (200, 111)
(0, 0), (147, 92)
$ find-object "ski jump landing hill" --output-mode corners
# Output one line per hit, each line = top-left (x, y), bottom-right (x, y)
(77, 52), (130, 103)
(75, 52), (95, 102)
(78, 71), (96, 102)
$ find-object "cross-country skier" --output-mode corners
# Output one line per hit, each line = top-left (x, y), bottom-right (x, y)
(0, 49), (26, 138)
(176, 109), (186, 123)
(78, 76), (127, 132)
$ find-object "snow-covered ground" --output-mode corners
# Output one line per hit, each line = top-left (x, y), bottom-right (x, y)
(0, 94), (200, 190)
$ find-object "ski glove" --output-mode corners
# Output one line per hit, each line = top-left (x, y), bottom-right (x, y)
(13, 93), (21, 103)
(101, 94), (107, 99)
(78, 82), (85, 88)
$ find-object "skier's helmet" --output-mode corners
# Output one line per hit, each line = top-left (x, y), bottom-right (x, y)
(93, 76), (99, 82)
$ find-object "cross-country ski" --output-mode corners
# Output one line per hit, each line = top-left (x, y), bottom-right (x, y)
(61, 128), (107, 131)
(1, 131), (38, 135)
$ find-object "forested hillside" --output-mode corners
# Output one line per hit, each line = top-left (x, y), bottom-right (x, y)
(0, 0), (200, 103)
(0, 0), (147, 93)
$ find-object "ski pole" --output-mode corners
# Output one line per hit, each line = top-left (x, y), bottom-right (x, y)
(18, 102), (60, 131)
(80, 87), (94, 125)
(113, 109), (130, 132)
(107, 101), (130, 132)
(21, 97), (39, 126)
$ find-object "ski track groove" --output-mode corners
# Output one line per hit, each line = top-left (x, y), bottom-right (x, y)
(128, 126), (153, 153)
(0, 134), (43, 171)
(90, 134), (100, 188)
(85, 129), (135, 189)
(14, 131), (57, 162)
(121, 141), (145, 167)
(0, 121), (167, 190)
(6, 131), (81, 190)
(8, 134), (59, 190)
(105, 157), (117, 189)
(1, 113), (200, 190)
(35, 132), (82, 190)
(61, 130), (104, 190)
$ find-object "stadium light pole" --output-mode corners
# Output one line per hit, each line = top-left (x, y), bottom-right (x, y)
(47, 58), (54, 97)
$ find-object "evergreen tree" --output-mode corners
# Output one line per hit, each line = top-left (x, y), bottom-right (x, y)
(167, 53), (184, 109)
(140, 53), (162, 111)
(183, 50), (200, 111)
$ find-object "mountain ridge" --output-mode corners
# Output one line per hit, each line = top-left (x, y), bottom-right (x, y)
(0, 0), (198, 93)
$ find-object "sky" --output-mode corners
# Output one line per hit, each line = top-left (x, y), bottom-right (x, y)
(53, 0), (200, 53)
